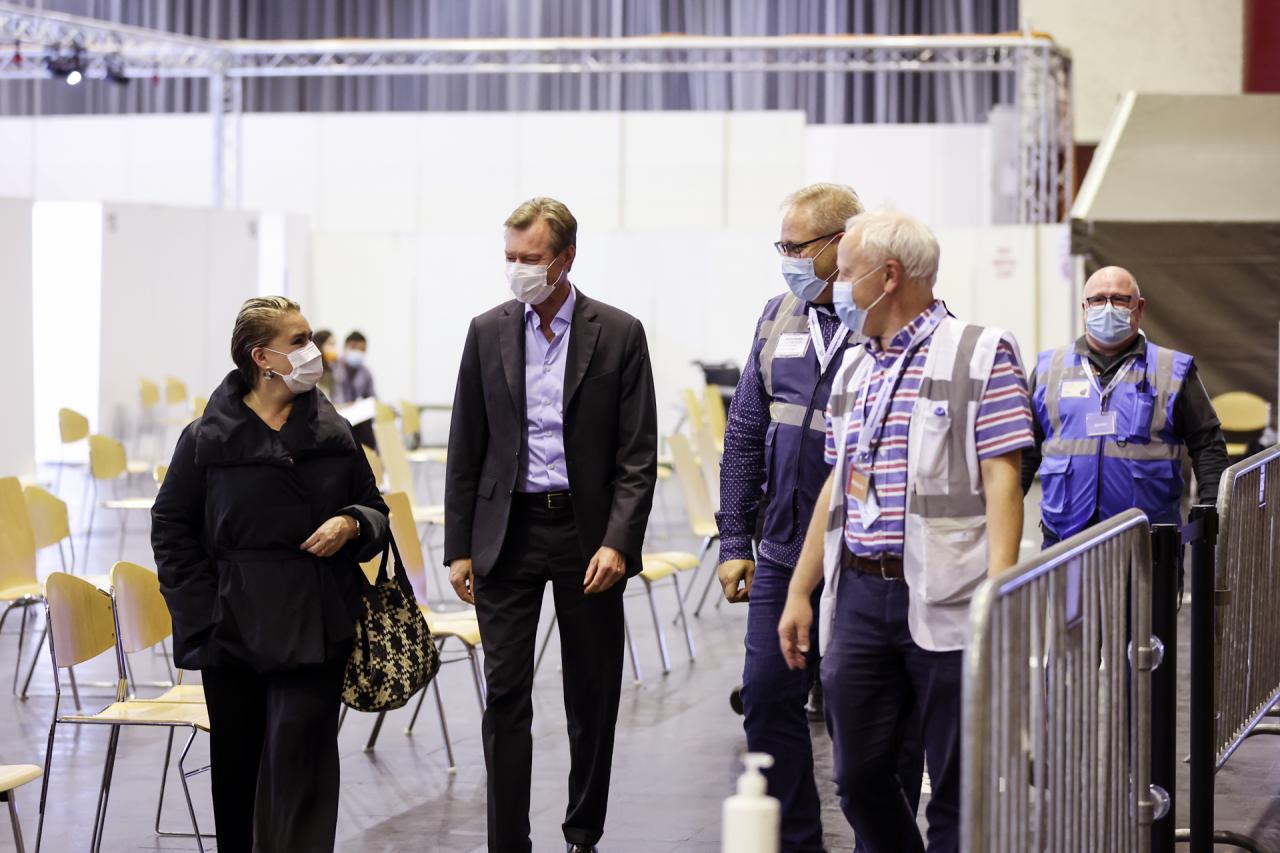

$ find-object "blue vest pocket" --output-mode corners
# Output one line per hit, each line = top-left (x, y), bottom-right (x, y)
(1126, 392), (1156, 443)
(1037, 455), (1072, 516)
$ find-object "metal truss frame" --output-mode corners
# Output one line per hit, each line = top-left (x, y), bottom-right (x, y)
(0, 2), (1071, 222)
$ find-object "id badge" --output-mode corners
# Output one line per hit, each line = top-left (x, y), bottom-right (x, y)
(774, 333), (810, 359)
(1086, 411), (1118, 437)
(846, 465), (871, 503)
(1061, 379), (1091, 399)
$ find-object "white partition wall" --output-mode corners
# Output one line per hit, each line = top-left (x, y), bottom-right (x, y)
(0, 198), (35, 478)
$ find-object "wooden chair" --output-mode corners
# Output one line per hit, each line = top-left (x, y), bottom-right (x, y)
(0, 765), (41, 853)
(54, 408), (90, 494)
(1212, 391), (1270, 458)
(22, 484), (76, 574)
(85, 435), (154, 561)
(0, 478), (43, 698)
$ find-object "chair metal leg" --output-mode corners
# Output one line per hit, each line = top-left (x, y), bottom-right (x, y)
(693, 544), (723, 617)
(467, 646), (486, 710)
(175, 728), (207, 853)
(671, 575), (697, 660)
(66, 667), (81, 712)
(34, 719), (56, 853)
(430, 677), (457, 772)
(153, 727), (175, 836)
(67, 535), (76, 574)
(622, 611), (642, 684)
(57, 541), (67, 572)
(116, 507), (127, 562)
(533, 614), (558, 677)
(681, 536), (714, 605)
(90, 724), (122, 853)
(13, 603), (29, 694)
(6, 789), (26, 853)
(83, 482), (97, 564)
(644, 582), (671, 674)
(405, 683), (430, 735)
(364, 711), (387, 752)
(20, 623), (47, 700)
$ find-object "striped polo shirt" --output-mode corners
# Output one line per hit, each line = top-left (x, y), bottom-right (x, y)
(824, 300), (1034, 558)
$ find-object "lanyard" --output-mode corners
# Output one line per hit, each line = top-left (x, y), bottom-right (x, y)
(853, 311), (943, 464)
(1085, 353), (1139, 401)
(808, 307), (850, 374)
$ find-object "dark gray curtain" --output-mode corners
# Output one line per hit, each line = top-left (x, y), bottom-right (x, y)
(3, 0), (1017, 121)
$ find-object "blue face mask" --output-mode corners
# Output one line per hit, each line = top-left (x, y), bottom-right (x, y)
(1085, 304), (1133, 347)
(832, 265), (887, 336)
(779, 235), (839, 302)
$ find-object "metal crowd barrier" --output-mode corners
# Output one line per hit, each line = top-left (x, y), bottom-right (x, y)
(1213, 444), (1280, 769)
(962, 508), (1163, 853)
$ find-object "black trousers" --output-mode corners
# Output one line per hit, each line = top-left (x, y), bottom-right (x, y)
(201, 652), (348, 853)
(473, 500), (627, 852)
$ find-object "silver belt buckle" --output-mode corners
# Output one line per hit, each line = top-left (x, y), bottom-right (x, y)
(878, 554), (899, 581)
(546, 493), (555, 510)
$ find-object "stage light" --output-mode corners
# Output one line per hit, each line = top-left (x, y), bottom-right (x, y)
(66, 69), (82, 85)
(45, 42), (84, 86)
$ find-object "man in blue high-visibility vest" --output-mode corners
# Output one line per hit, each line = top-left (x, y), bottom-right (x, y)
(1022, 266), (1229, 545)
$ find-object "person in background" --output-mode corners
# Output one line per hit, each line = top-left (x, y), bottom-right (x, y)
(444, 197), (658, 853)
(715, 182), (922, 853)
(779, 210), (1032, 852)
(331, 330), (377, 405)
(152, 296), (389, 852)
(1021, 265), (1229, 545)
(313, 328), (337, 399)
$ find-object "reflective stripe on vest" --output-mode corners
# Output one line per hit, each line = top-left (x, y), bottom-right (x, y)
(758, 293), (810, 401)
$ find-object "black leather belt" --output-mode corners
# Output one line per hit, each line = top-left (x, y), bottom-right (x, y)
(842, 547), (905, 581)
(513, 490), (573, 511)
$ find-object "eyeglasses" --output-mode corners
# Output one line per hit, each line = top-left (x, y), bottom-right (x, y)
(773, 230), (842, 258)
(1083, 294), (1136, 309)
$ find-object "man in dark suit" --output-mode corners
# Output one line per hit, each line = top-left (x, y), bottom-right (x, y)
(444, 197), (658, 853)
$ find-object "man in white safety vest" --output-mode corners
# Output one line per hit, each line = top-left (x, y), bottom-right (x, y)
(778, 209), (1033, 853)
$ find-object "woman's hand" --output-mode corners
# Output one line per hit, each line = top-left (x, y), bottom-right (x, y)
(301, 515), (359, 558)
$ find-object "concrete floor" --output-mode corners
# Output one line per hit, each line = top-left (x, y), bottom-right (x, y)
(1, 465), (1278, 851)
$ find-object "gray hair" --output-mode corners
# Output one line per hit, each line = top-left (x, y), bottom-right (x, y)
(845, 210), (940, 284)
(783, 183), (864, 235)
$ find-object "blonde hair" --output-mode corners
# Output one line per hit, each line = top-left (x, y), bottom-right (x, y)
(231, 296), (300, 387)
(504, 197), (578, 255)
(845, 210), (940, 285)
(783, 183), (864, 234)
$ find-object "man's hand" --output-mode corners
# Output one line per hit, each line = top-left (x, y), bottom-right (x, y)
(449, 558), (475, 605)
(584, 546), (626, 594)
(778, 592), (814, 670)
(718, 559), (755, 604)
(300, 515), (359, 558)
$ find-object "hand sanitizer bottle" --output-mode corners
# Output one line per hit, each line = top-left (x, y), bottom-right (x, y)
(722, 752), (779, 853)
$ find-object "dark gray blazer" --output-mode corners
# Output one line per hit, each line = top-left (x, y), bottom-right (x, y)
(443, 289), (658, 578)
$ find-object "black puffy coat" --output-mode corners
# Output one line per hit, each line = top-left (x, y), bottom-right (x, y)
(152, 370), (389, 672)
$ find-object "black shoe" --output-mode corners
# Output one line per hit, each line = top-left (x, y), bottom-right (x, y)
(566, 845), (598, 853)
(729, 683), (744, 716)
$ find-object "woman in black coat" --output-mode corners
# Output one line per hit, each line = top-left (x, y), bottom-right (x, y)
(152, 296), (389, 853)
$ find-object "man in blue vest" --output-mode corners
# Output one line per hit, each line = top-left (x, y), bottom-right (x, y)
(716, 183), (921, 853)
(1022, 266), (1229, 544)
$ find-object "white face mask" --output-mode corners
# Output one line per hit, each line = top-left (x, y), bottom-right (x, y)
(265, 341), (323, 394)
(343, 349), (365, 369)
(506, 256), (565, 305)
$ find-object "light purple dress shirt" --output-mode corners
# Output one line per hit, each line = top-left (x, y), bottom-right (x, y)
(519, 286), (576, 492)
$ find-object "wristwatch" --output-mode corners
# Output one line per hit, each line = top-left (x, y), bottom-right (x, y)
(344, 513), (361, 538)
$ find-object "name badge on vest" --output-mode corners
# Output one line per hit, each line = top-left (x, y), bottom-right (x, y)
(774, 333), (810, 359)
(1061, 379), (1091, 399)
(1086, 411), (1118, 437)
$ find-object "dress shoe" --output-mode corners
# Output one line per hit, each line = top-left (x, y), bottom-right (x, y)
(566, 845), (598, 853)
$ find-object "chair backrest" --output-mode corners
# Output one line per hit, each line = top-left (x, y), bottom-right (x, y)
(681, 388), (705, 437)
(164, 376), (188, 406)
(110, 561), (172, 655)
(57, 408), (89, 444)
(21, 484), (70, 551)
(44, 572), (117, 670)
(691, 418), (722, 509)
(666, 433), (717, 535)
(88, 434), (127, 481)
(139, 377), (161, 410)
(373, 420), (415, 497)
(192, 395), (208, 419)
(362, 444), (385, 489)
(374, 399), (397, 425)
(0, 477), (38, 592)
(400, 400), (422, 442)
(1212, 391), (1270, 433)
(702, 385), (727, 444)
(384, 491), (429, 604)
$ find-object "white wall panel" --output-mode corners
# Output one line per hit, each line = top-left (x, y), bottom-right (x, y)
(514, 113), (623, 230)
(240, 114), (324, 219)
(0, 198), (35, 477)
(621, 113), (725, 228)
(418, 113), (520, 230)
(204, 210), (261, 388)
(123, 116), (212, 208)
(0, 120), (35, 198)
(319, 114), (422, 232)
(1036, 224), (1077, 353)
(725, 112), (807, 228)
(34, 117), (131, 202)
